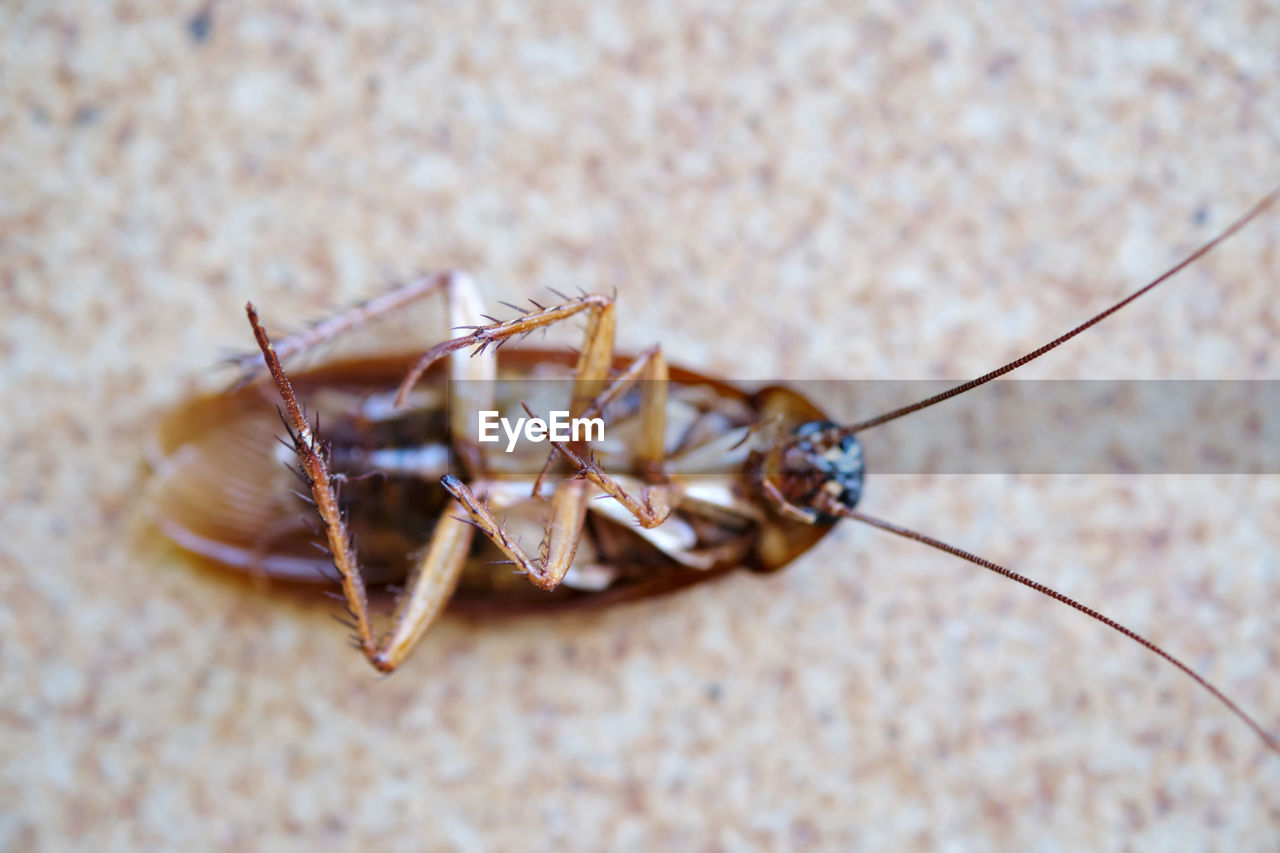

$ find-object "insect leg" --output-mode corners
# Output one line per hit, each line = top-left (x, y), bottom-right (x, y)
(394, 293), (618, 406)
(335, 268), (491, 668)
(232, 271), (468, 382)
(247, 302), (480, 672)
(530, 345), (670, 495)
(246, 303), (378, 660)
(547, 442), (672, 529)
(547, 344), (674, 527)
(440, 474), (586, 592)
(439, 294), (626, 591)
(586, 344), (670, 473)
(365, 502), (475, 672)
(441, 272), (496, 476)
(518, 353), (673, 529)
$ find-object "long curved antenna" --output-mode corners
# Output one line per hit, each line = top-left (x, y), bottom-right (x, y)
(835, 188), (1280, 436)
(831, 504), (1280, 755)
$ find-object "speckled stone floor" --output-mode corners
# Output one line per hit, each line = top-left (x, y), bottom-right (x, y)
(4, 2), (1279, 849)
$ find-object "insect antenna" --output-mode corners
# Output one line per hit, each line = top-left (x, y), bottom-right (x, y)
(806, 192), (1280, 753)
(824, 503), (1280, 755)
(831, 188), (1280, 437)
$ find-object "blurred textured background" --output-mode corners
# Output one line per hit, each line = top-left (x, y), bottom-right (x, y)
(4, 1), (1279, 848)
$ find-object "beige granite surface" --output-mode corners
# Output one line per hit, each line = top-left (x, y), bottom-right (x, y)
(4, 1), (1280, 849)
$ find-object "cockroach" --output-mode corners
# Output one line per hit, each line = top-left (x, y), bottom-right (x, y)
(147, 189), (1280, 755)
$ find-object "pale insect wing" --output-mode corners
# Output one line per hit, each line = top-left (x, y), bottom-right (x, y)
(146, 385), (334, 581)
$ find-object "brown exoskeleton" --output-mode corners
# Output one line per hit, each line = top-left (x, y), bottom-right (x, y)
(147, 190), (1280, 755)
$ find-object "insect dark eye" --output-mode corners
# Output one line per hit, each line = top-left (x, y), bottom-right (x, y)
(789, 420), (865, 520)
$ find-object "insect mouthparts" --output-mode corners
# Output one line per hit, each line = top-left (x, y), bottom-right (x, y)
(778, 420), (866, 523)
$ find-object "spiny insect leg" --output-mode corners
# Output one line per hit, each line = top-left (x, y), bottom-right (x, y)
(549, 443), (672, 529)
(530, 345), (669, 496)
(441, 475), (587, 592)
(247, 303), (377, 660)
(248, 303), (475, 673)
(234, 272), (463, 386)
(395, 293), (617, 407)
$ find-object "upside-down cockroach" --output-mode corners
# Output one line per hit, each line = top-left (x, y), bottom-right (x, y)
(147, 190), (1280, 755)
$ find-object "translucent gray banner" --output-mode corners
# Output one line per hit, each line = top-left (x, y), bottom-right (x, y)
(804, 380), (1280, 474)
(439, 379), (1280, 475)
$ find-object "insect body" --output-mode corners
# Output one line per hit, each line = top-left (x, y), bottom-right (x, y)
(150, 346), (834, 608)
(147, 193), (1280, 754)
